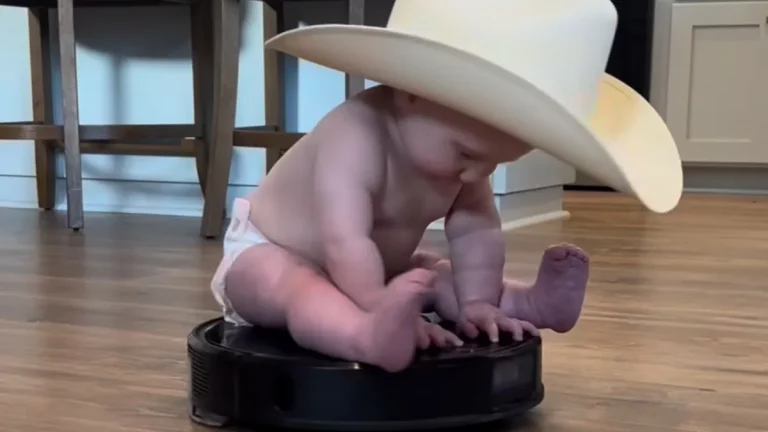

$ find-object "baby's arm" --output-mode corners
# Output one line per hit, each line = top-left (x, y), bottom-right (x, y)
(444, 178), (505, 308)
(314, 130), (388, 312)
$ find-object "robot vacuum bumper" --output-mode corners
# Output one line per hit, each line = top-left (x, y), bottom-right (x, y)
(187, 317), (544, 431)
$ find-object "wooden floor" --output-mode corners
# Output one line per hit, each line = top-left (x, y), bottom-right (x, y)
(1, 191), (766, 432)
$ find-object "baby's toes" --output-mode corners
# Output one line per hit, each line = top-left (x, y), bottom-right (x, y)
(545, 243), (588, 262)
(566, 245), (590, 263)
(543, 244), (570, 262)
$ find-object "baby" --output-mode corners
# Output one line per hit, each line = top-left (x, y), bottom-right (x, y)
(211, 85), (589, 372)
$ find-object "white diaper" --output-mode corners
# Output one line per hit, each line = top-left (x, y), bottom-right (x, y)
(210, 198), (270, 326)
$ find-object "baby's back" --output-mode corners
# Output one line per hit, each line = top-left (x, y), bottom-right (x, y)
(246, 131), (322, 256)
(247, 87), (459, 277)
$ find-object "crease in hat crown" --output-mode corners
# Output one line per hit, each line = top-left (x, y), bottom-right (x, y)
(383, 0), (619, 121)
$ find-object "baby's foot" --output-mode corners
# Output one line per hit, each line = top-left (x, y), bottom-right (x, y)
(500, 244), (589, 333)
(361, 269), (435, 372)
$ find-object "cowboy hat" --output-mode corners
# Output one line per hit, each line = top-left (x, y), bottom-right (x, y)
(265, 0), (684, 213)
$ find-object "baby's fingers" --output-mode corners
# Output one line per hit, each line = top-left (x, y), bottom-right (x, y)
(498, 318), (539, 341)
(432, 327), (463, 348)
(498, 317), (527, 341)
(519, 320), (540, 337)
(482, 319), (500, 344)
(460, 320), (480, 340)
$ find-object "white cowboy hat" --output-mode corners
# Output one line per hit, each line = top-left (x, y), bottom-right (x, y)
(265, 0), (684, 213)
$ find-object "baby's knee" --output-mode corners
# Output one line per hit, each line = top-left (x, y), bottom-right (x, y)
(223, 245), (291, 325)
(225, 247), (264, 291)
(226, 244), (290, 288)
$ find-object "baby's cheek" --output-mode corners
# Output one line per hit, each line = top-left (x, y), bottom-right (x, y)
(416, 147), (456, 172)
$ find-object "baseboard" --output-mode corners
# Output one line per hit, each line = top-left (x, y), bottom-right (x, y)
(565, 184), (615, 192)
(8, 165), (761, 225)
(682, 165), (768, 195)
(428, 185), (568, 232)
(0, 174), (253, 217)
(496, 185), (569, 231)
(0, 175), (571, 232)
(500, 209), (570, 231)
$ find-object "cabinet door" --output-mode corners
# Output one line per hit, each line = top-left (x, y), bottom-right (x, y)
(666, 1), (768, 164)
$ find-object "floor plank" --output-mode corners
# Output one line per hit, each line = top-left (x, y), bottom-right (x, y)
(1, 191), (766, 431)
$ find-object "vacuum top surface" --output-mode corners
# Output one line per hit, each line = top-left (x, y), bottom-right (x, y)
(201, 318), (538, 368)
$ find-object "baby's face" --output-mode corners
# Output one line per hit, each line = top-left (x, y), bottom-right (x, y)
(394, 94), (531, 183)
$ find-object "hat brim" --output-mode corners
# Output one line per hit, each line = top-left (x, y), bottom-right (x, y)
(266, 25), (683, 213)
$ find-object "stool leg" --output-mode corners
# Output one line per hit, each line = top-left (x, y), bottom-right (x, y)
(200, 0), (241, 239)
(263, 0), (283, 173)
(344, 0), (366, 99)
(57, 0), (84, 230)
(190, 0), (214, 195)
(28, 9), (56, 210)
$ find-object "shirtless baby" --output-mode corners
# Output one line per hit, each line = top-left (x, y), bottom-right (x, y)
(211, 85), (589, 373)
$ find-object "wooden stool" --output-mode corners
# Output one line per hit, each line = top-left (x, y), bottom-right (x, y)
(0, 0), (231, 236)
(199, 0), (367, 238)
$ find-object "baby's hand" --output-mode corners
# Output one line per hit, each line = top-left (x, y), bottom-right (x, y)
(416, 318), (463, 350)
(459, 301), (540, 343)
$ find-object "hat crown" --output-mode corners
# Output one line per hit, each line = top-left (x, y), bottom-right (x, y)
(386, 0), (618, 120)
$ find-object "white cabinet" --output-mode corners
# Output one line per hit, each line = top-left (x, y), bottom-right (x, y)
(662, 0), (768, 164)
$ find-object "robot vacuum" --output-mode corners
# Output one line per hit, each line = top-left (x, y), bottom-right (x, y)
(187, 316), (544, 431)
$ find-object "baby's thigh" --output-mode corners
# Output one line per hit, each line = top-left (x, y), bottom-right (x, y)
(224, 243), (317, 327)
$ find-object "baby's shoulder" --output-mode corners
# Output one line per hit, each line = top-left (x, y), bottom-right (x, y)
(312, 98), (394, 180)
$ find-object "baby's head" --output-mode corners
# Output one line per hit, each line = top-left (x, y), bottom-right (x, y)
(389, 88), (531, 183)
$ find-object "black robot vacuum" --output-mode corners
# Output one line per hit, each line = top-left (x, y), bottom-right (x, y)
(187, 316), (544, 431)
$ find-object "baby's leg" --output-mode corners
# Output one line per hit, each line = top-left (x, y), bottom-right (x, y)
(413, 244), (589, 333)
(224, 244), (433, 372)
